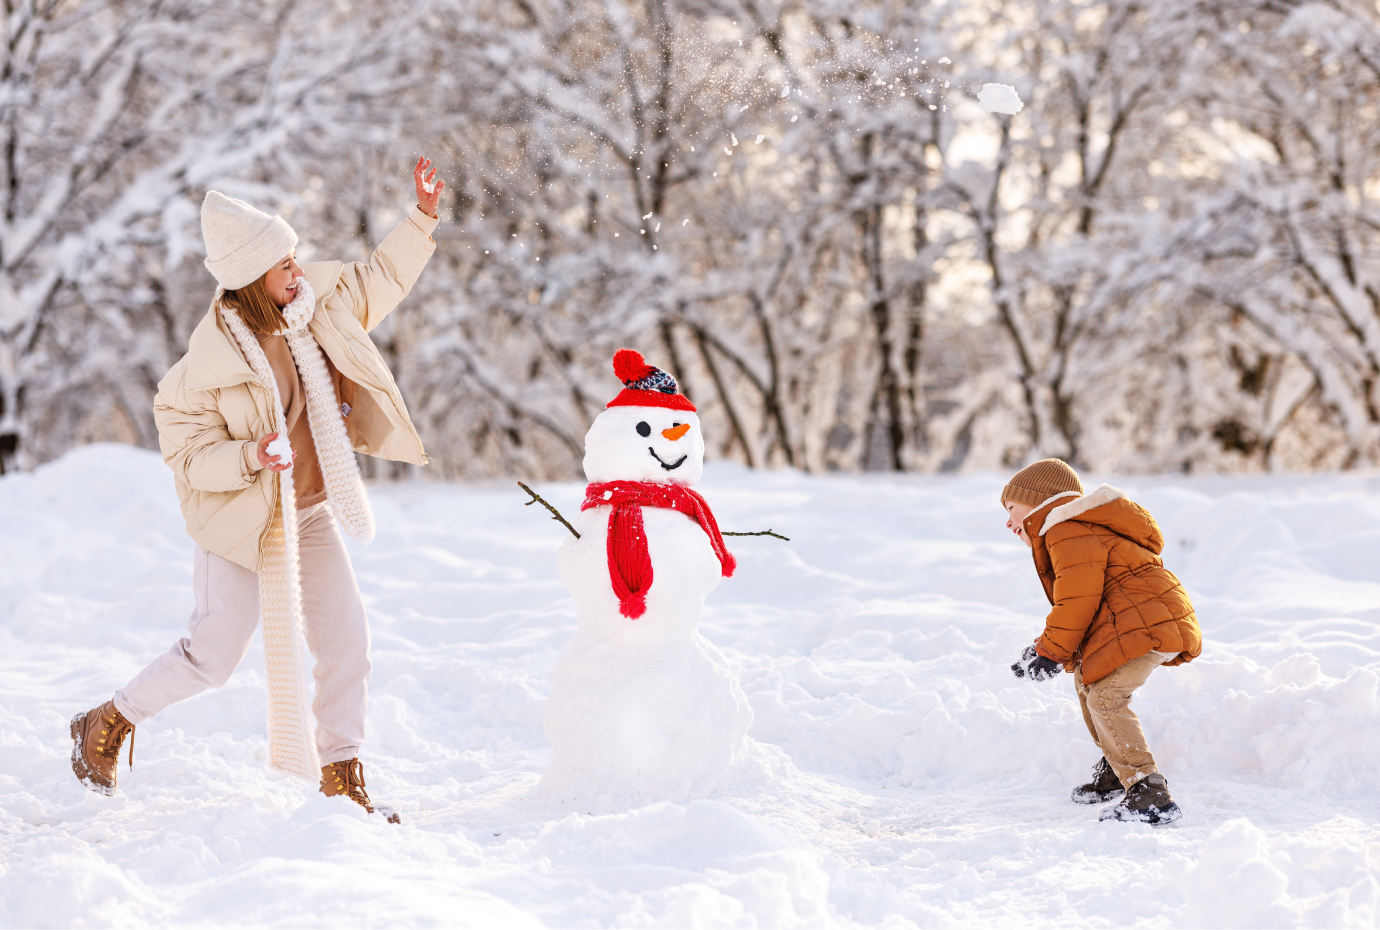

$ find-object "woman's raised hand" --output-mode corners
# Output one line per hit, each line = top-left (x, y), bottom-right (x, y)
(413, 156), (444, 219)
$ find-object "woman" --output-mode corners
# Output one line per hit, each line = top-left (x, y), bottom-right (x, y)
(69, 157), (445, 822)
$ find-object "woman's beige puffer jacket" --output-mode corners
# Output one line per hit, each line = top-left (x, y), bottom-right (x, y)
(154, 207), (438, 571)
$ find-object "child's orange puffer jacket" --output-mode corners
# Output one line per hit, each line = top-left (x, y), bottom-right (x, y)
(1022, 485), (1202, 684)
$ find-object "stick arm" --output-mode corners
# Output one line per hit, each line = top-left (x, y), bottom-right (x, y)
(516, 483), (790, 542)
(518, 482), (582, 539)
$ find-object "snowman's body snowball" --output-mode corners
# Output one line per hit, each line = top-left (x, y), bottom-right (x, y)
(540, 503), (752, 797)
(538, 367), (753, 800)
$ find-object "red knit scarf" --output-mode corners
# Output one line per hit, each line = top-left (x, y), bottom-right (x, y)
(582, 481), (737, 619)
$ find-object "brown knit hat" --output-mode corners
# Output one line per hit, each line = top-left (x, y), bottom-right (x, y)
(1001, 458), (1083, 508)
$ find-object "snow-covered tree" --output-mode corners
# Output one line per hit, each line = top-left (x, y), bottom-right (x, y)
(0, 0), (423, 472)
(1169, 0), (1380, 469)
(8, 0), (1380, 477)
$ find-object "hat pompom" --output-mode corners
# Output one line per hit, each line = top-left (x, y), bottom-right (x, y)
(605, 348), (697, 411)
(613, 348), (657, 385)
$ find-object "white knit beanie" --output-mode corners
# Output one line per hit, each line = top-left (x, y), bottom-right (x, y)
(201, 191), (299, 290)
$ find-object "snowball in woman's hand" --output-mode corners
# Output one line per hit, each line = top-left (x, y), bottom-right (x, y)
(266, 435), (293, 465)
(978, 83), (1024, 114)
(422, 178), (436, 194)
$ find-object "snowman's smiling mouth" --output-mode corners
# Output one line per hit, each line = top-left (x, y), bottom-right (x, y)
(648, 447), (688, 470)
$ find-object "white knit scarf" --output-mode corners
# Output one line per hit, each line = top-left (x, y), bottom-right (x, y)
(220, 276), (375, 780)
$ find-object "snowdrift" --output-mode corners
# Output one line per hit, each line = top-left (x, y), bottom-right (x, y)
(0, 444), (1376, 927)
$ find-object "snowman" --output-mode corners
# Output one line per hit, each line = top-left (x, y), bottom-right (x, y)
(538, 349), (754, 799)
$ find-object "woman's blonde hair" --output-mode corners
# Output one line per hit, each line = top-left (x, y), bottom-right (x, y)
(220, 274), (285, 334)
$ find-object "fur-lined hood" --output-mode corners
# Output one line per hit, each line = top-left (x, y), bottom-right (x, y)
(1025, 484), (1164, 555)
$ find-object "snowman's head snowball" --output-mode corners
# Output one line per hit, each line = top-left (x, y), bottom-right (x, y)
(583, 406), (705, 486)
(584, 349), (704, 485)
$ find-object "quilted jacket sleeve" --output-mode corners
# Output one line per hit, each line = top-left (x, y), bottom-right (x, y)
(334, 207), (438, 334)
(154, 374), (260, 494)
(1036, 524), (1110, 663)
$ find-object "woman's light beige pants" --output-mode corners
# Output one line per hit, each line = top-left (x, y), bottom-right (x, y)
(1073, 652), (1167, 789)
(113, 503), (370, 765)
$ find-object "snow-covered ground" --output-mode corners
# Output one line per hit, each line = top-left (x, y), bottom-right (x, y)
(1, 444), (1378, 928)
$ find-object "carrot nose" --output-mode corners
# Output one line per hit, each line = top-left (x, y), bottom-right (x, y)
(661, 423), (691, 441)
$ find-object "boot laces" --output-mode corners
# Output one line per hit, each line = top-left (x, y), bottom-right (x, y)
(328, 759), (373, 808)
(1093, 757), (1117, 788)
(98, 710), (135, 769)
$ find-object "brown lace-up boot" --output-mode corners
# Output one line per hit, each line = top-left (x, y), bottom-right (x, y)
(70, 700), (135, 795)
(321, 758), (401, 824)
(1099, 773), (1183, 825)
(1071, 756), (1125, 804)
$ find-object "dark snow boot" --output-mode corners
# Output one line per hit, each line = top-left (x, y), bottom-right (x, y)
(1098, 773), (1181, 825)
(321, 758), (401, 824)
(1072, 756), (1125, 804)
(71, 700), (135, 796)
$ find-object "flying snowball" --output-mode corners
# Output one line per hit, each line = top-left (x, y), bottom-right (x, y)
(978, 83), (1024, 115)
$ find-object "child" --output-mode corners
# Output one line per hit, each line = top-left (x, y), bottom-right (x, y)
(1002, 459), (1201, 825)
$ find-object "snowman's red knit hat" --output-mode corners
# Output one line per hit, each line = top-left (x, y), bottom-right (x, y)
(606, 349), (697, 412)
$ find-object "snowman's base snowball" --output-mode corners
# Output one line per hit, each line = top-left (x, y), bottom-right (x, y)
(978, 83), (1024, 115)
(538, 629), (753, 800)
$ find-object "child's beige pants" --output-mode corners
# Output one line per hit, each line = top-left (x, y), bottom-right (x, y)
(1073, 652), (1167, 789)
(113, 503), (371, 765)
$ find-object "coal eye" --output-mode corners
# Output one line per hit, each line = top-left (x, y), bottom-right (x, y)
(636, 421), (651, 437)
